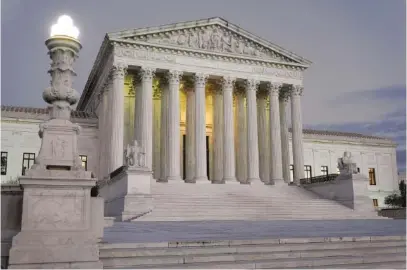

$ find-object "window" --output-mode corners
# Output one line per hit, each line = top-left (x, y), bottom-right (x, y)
(22, 153), (35, 175)
(290, 164), (294, 182)
(373, 199), (378, 207)
(369, 168), (376, 185)
(321, 166), (328, 176)
(304, 165), (312, 179)
(1, 152), (8, 175)
(80, 155), (88, 171)
(357, 167), (360, 173)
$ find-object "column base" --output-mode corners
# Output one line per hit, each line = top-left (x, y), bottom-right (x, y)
(264, 179), (275, 185)
(156, 178), (168, 183)
(247, 177), (261, 183)
(167, 176), (182, 181)
(240, 181), (251, 185)
(184, 179), (196, 184)
(194, 176), (208, 182)
(222, 177), (237, 182)
(211, 180), (225, 184)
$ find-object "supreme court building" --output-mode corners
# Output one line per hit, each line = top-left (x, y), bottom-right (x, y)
(1, 18), (399, 208)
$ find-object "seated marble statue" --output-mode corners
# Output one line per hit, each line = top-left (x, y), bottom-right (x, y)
(337, 151), (358, 174)
(124, 140), (146, 168)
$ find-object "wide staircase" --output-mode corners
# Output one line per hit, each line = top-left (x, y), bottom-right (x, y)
(100, 235), (406, 269)
(133, 179), (382, 221)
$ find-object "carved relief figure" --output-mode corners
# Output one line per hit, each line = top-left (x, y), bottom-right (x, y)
(51, 136), (66, 158)
(337, 151), (358, 174)
(124, 140), (146, 168)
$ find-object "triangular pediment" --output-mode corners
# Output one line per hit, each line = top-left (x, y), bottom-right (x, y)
(108, 17), (311, 66)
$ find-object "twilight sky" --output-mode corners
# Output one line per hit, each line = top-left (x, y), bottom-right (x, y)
(1, 0), (406, 171)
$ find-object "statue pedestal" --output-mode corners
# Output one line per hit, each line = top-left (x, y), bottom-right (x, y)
(99, 166), (153, 221)
(8, 175), (103, 269)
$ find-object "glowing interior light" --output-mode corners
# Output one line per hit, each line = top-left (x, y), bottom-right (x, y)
(50, 15), (80, 39)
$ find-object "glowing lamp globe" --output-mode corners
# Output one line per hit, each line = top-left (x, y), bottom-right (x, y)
(50, 15), (80, 40)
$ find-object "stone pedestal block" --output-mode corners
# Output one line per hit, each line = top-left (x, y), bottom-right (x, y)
(8, 177), (102, 269)
(99, 166), (153, 221)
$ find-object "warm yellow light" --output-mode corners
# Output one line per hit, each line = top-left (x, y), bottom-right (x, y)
(50, 15), (79, 39)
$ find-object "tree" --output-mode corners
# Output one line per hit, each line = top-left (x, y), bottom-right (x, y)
(384, 180), (406, 208)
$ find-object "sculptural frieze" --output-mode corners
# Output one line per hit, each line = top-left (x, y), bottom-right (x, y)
(337, 151), (358, 175)
(124, 140), (146, 168)
(125, 25), (296, 63)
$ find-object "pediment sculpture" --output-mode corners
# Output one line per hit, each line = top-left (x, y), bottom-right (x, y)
(337, 151), (358, 175)
(124, 140), (146, 168)
(127, 25), (295, 63)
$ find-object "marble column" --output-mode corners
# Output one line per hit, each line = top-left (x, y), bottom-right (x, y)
(105, 77), (113, 176)
(138, 67), (156, 170)
(109, 63), (127, 174)
(133, 77), (141, 148)
(267, 82), (283, 185)
(257, 91), (270, 183)
(222, 76), (237, 182)
(290, 85), (305, 183)
(194, 73), (209, 182)
(245, 79), (260, 183)
(235, 86), (247, 183)
(184, 79), (196, 183)
(97, 91), (104, 179)
(212, 85), (224, 183)
(152, 86), (161, 180)
(159, 77), (169, 182)
(166, 70), (183, 181)
(279, 89), (291, 183)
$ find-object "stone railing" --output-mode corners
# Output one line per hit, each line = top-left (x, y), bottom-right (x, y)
(300, 174), (339, 185)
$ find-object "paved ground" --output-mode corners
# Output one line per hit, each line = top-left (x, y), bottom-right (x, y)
(103, 219), (406, 243)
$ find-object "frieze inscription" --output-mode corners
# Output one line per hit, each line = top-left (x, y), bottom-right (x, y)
(115, 48), (303, 80)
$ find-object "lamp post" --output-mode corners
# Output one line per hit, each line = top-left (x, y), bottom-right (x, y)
(44, 15), (81, 120)
(8, 15), (102, 269)
(27, 15), (85, 172)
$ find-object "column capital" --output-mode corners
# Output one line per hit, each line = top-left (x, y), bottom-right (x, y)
(245, 78), (260, 92)
(221, 76), (236, 90)
(111, 62), (128, 79)
(290, 84), (304, 96)
(279, 88), (290, 102)
(194, 73), (209, 87)
(182, 77), (195, 91)
(266, 82), (283, 96)
(166, 70), (183, 84)
(235, 83), (246, 97)
(139, 67), (156, 81)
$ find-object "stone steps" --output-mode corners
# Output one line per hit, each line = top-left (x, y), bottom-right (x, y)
(100, 235), (406, 269)
(134, 180), (380, 221)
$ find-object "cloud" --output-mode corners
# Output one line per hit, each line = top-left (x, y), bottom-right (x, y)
(306, 96), (406, 172)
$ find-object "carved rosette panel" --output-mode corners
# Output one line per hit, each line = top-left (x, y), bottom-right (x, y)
(221, 76), (236, 91)
(290, 85), (304, 96)
(266, 82), (282, 97)
(194, 73), (209, 88)
(166, 70), (183, 85)
(127, 25), (296, 63)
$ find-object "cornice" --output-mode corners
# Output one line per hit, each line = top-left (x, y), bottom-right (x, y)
(77, 35), (113, 110)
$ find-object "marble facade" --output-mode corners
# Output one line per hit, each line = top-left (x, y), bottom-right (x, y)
(0, 18), (400, 208)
